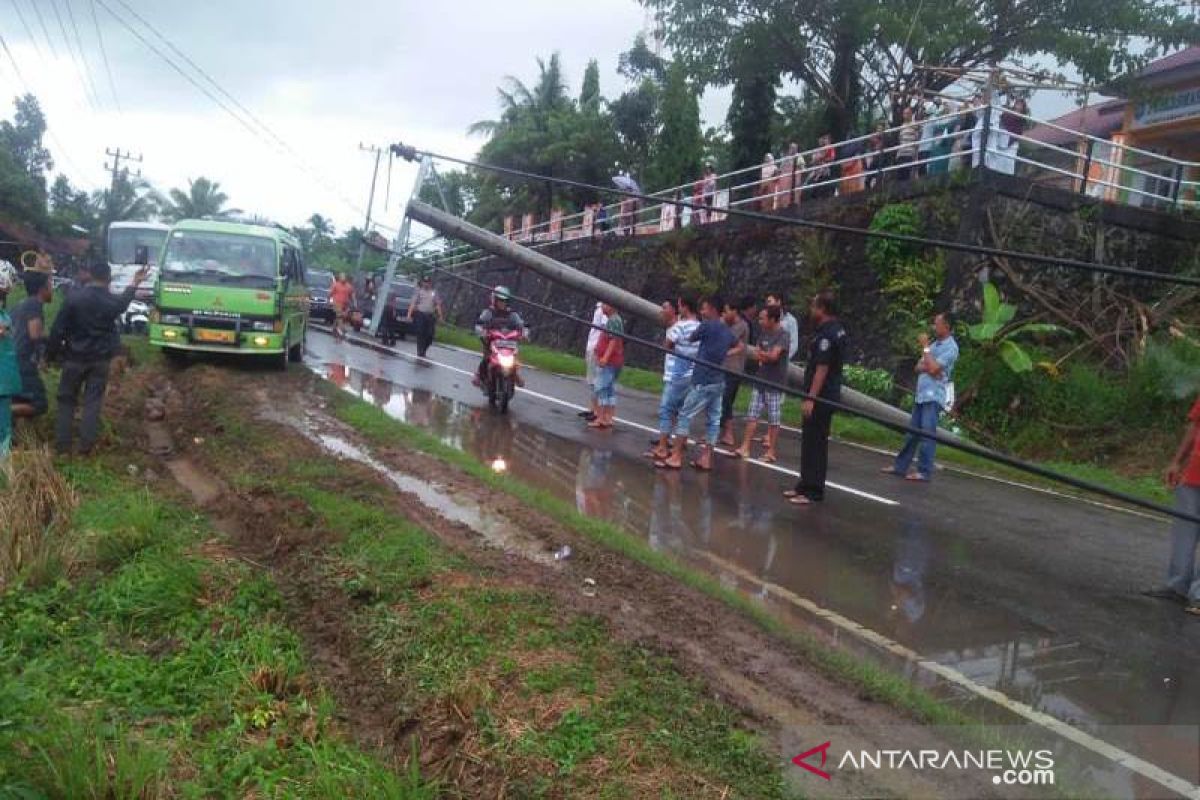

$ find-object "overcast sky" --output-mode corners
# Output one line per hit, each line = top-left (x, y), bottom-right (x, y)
(0, 0), (1082, 235)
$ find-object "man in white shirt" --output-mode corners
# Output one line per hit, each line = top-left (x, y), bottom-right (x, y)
(581, 301), (608, 422)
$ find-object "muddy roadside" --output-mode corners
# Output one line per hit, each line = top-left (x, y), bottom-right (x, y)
(111, 356), (1031, 799)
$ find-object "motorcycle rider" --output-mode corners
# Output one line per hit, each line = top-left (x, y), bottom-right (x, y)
(473, 286), (527, 388)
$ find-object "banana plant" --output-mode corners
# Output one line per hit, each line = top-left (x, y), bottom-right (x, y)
(967, 282), (1069, 373)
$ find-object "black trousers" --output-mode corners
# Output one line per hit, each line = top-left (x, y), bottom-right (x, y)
(796, 404), (834, 501)
(720, 377), (741, 426)
(413, 311), (436, 357)
(56, 358), (111, 454)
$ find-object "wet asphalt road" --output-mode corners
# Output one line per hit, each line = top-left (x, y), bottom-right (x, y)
(303, 329), (1200, 791)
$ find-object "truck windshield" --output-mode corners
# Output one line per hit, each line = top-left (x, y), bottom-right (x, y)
(162, 231), (278, 285)
(108, 227), (167, 266)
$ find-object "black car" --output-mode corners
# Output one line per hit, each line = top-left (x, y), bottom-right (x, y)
(375, 281), (417, 346)
(307, 270), (336, 324)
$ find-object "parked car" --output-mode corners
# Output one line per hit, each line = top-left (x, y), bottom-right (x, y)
(307, 269), (335, 324)
(375, 280), (416, 346)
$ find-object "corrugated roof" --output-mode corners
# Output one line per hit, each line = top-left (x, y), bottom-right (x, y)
(1025, 99), (1126, 147)
(1137, 45), (1200, 81)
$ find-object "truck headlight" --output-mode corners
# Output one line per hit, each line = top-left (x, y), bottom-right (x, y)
(160, 314), (182, 325)
(252, 336), (270, 347)
(251, 321), (274, 332)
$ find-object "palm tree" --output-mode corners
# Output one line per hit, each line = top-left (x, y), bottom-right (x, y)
(467, 53), (570, 137)
(164, 177), (241, 221)
(95, 174), (160, 229)
(308, 213), (334, 244)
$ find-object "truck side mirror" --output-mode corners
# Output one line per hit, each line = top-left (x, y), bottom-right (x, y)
(134, 245), (150, 266)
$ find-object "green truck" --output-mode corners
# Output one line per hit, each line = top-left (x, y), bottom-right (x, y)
(149, 219), (308, 368)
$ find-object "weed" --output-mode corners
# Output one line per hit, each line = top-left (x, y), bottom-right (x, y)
(0, 446), (77, 589)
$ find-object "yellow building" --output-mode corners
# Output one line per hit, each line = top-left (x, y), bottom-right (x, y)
(1029, 46), (1200, 209)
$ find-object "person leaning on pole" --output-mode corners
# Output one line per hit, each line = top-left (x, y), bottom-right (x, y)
(1144, 394), (1200, 617)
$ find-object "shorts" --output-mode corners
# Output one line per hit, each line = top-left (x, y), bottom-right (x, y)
(585, 349), (600, 386)
(594, 366), (621, 407)
(747, 388), (783, 426)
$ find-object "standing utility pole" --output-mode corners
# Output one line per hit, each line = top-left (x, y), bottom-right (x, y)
(104, 147), (142, 194)
(355, 143), (384, 272)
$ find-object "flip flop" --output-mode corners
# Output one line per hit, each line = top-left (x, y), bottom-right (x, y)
(654, 460), (682, 470)
(905, 473), (930, 482)
(722, 449), (744, 459)
(788, 495), (813, 506)
(690, 460), (713, 472)
(783, 489), (801, 498)
(761, 454), (777, 464)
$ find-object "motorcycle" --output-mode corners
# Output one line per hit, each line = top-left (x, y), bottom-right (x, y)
(122, 300), (151, 335)
(482, 329), (522, 413)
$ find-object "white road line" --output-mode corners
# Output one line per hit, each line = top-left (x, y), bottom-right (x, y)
(701, 551), (1200, 800)
(436, 335), (1162, 522)
(319, 332), (898, 507)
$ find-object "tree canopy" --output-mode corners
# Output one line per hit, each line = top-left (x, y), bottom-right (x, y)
(643, 0), (1200, 138)
(163, 177), (241, 222)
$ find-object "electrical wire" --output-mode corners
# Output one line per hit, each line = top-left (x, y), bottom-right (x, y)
(63, 0), (103, 111)
(29, 0), (58, 60)
(9, 0), (45, 63)
(88, 0), (120, 112)
(406, 252), (1200, 526)
(105, 0), (385, 228)
(394, 145), (1200, 289)
(49, 0), (100, 111)
(0, 25), (99, 192)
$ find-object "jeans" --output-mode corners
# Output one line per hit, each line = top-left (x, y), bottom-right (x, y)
(658, 379), (690, 434)
(673, 381), (724, 445)
(1167, 485), (1200, 602)
(56, 358), (111, 454)
(594, 366), (621, 407)
(893, 401), (941, 478)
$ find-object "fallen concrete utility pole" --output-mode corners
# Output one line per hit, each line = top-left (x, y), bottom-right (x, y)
(406, 198), (931, 434)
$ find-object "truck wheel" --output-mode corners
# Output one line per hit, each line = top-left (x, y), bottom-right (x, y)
(288, 328), (305, 363)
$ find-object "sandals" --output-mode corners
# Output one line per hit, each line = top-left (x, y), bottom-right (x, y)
(690, 460), (713, 472)
(788, 495), (813, 506)
(654, 460), (682, 471)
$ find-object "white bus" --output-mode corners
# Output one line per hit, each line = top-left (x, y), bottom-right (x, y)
(107, 221), (170, 300)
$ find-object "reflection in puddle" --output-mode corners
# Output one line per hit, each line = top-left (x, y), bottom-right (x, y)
(308, 357), (1200, 790)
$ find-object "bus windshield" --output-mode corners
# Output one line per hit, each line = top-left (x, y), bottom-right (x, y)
(108, 227), (167, 266)
(162, 230), (278, 286)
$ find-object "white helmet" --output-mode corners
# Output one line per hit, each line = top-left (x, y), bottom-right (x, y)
(0, 260), (18, 293)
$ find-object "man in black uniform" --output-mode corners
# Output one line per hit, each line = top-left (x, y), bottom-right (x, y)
(785, 289), (847, 506)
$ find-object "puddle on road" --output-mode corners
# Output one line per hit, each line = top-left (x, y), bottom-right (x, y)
(261, 406), (558, 566)
(305, 355), (1200, 791)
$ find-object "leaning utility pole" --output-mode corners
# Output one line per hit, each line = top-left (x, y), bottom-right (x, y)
(354, 143), (384, 272)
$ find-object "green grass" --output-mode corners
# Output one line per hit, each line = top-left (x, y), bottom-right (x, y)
(323, 383), (965, 728)
(0, 460), (436, 799)
(198, 422), (795, 798)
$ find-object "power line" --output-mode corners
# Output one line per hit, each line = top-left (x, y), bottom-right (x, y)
(64, 0), (105, 112)
(28, 0), (58, 60)
(105, 0), (385, 228)
(393, 144), (1200, 289)
(9, 0), (45, 63)
(87, 0), (120, 112)
(410, 249), (1200, 527)
(49, 0), (100, 111)
(0, 25), (99, 192)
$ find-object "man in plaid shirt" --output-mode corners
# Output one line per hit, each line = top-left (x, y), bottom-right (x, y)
(732, 306), (790, 463)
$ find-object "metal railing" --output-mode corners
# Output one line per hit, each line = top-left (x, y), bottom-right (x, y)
(410, 104), (1199, 271)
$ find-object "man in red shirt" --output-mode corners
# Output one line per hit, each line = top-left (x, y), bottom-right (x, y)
(1145, 396), (1200, 615)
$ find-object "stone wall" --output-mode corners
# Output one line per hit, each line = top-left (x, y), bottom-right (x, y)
(432, 171), (1200, 373)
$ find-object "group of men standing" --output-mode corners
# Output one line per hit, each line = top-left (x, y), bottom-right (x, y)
(0, 260), (148, 460)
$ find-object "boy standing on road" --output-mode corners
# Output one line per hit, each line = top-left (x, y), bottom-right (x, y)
(1145, 395), (1200, 616)
(580, 301), (608, 423)
(883, 312), (958, 481)
(647, 297), (700, 460)
(589, 302), (623, 430)
(733, 306), (790, 463)
(655, 296), (736, 472)
(784, 290), (847, 506)
(717, 300), (749, 448)
(49, 261), (147, 456)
